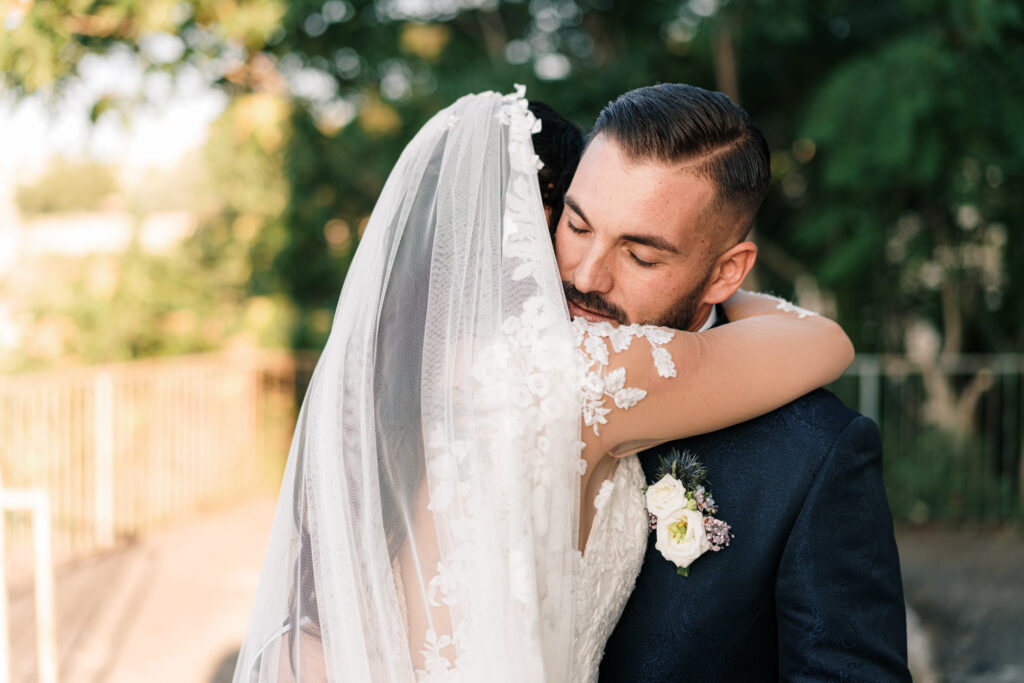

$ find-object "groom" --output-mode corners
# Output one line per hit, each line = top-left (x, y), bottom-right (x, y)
(553, 84), (911, 681)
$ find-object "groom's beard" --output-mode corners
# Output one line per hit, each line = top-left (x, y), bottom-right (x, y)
(562, 274), (710, 330)
(646, 271), (712, 330)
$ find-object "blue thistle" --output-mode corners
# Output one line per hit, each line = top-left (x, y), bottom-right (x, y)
(655, 448), (709, 492)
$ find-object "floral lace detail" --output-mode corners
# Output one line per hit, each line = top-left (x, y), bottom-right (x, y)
(426, 560), (460, 607)
(418, 630), (459, 682)
(768, 295), (819, 319)
(574, 456), (648, 682)
(572, 318), (678, 435)
(416, 86), (580, 682)
(571, 319), (671, 681)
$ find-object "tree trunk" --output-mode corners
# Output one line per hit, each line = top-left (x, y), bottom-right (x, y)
(713, 18), (741, 105)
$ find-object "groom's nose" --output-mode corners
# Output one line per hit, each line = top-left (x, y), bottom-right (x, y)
(572, 243), (613, 294)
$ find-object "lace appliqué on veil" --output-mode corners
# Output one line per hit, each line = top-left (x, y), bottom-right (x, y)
(419, 629), (459, 682)
(572, 318), (678, 435)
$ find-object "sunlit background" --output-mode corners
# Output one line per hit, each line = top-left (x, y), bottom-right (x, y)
(0, 0), (1021, 681)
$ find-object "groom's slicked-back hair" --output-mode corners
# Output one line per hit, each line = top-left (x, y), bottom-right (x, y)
(593, 83), (770, 241)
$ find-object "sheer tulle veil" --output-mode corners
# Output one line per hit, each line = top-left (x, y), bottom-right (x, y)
(232, 88), (583, 682)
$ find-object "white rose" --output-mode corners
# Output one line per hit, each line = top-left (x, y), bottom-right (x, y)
(645, 475), (687, 519)
(655, 508), (710, 569)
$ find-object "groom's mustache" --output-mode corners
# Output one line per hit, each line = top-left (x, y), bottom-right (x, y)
(562, 282), (629, 325)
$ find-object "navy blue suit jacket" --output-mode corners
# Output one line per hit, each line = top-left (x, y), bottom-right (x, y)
(598, 329), (910, 682)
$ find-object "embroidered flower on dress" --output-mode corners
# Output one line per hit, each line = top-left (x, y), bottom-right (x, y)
(573, 318), (677, 435)
(768, 294), (818, 319)
(593, 479), (615, 511)
(427, 561), (460, 606)
(418, 629), (457, 681)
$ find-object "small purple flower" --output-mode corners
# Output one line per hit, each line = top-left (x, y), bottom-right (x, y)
(704, 516), (732, 552)
(648, 511), (658, 530)
(692, 486), (719, 514)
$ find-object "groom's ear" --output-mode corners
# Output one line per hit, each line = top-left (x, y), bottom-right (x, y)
(702, 241), (757, 305)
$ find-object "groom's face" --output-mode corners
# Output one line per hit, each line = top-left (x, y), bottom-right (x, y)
(554, 134), (720, 331)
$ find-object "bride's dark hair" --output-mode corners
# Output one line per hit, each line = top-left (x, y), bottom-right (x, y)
(528, 100), (584, 235)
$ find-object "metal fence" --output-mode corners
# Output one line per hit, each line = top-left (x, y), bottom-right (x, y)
(832, 354), (1023, 524)
(0, 348), (1018, 581)
(0, 349), (305, 578)
(280, 350), (1024, 524)
(258, 350), (1024, 525)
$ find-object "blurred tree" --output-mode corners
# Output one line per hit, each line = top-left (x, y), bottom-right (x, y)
(787, 1), (1023, 352)
(8, 241), (296, 373)
(2, 0), (1021, 364)
(776, 0), (1024, 433)
(14, 158), (119, 215)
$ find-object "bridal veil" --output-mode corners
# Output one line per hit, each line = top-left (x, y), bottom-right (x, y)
(232, 88), (582, 682)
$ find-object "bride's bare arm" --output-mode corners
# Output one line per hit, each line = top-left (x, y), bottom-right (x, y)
(580, 290), (854, 456)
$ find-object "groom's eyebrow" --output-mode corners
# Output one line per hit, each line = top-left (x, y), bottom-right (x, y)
(565, 195), (681, 255)
(619, 233), (680, 254)
(564, 196), (590, 225)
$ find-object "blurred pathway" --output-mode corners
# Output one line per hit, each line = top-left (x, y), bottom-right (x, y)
(12, 502), (1020, 683)
(7, 497), (276, 683)
(897, 527), (1024, 683)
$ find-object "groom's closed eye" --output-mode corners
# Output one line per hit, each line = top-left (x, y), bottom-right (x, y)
(566, 220), (662, 267)
(566, 221), (658, 267)
(627, 251), (657, 267)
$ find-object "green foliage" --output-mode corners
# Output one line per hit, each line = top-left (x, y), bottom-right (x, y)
(8, 241), (296, 373)
(3, 0), (1023, 359)
(827, 369), (1023, 524)
(764, 0), (1024, 354)
(0, 0), (286, 94)
(14, 158), (119, 215)
(882, 426), (1020, 524)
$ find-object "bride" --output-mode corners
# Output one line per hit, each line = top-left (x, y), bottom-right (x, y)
(231, 87), (853, 682)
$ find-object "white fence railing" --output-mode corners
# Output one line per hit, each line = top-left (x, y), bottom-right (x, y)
(0, 489), (57, 683)
(0, 349), (305, 578)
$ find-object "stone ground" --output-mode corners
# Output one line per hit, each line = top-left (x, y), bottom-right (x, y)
(6, 497), (276, 683)
(4, 499), (1022, 682)
(896, 526), (1024, 683)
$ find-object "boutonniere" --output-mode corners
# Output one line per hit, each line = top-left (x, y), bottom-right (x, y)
(644, 449), (733, 577)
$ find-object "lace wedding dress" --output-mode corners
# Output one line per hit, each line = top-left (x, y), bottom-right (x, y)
(574, 454), (648, 681)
